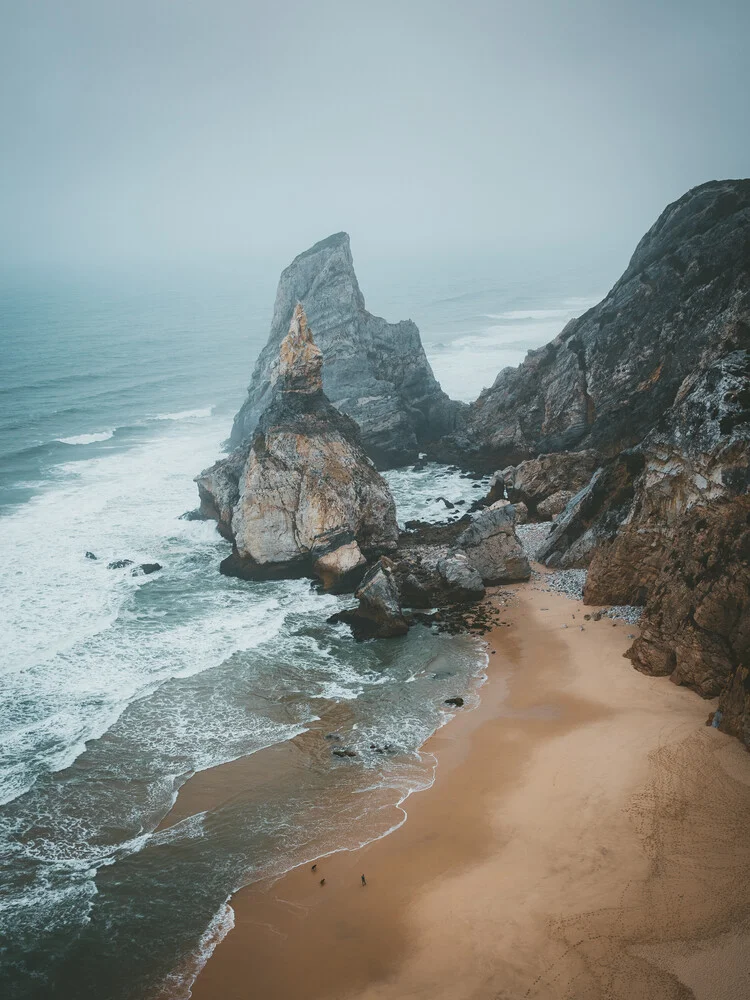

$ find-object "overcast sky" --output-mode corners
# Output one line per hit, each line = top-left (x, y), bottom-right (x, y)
(2, 0), (749, 277)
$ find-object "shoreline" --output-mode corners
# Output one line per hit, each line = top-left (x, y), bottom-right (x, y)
(168, 580), (750, 1000)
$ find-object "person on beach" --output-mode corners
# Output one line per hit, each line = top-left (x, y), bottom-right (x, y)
(320, 878), (326, 886)
(361, 874), (367, 886)
(311, 864), (317, 872)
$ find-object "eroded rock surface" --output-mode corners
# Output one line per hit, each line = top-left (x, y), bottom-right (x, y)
(197, 305), (399, 586)
(230, 232), (462, 467)
(626, 496), (750, 744)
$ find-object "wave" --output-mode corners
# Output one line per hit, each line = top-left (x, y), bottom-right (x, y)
(56, 430), (115, 445)
(151, 407), (213, 421)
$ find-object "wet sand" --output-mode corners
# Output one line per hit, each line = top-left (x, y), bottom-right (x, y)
(177, 581), (750, 1000)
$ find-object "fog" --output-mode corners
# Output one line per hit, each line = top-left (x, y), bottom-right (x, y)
(2, 0), (749, 279)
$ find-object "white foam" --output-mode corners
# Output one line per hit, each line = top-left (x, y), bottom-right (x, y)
(151, 407), (213, 421)
(159, 900), (235, 1000)
(56, 430), (115, 445)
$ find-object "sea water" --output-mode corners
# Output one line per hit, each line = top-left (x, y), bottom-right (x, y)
(0, 260), (606, 999)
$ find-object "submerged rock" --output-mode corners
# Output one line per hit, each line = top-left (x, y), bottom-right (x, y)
(197, 305), (399, 586)
(107, 559), (134, 569)
(229, 232), (462, 468)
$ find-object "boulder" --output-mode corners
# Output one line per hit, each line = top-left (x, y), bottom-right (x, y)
(537, 490), (575, 521)
(197, 305), (399, 582)
(330, 558), (409, 639)
(107, 559), (134, 570)
(229, 233), (463, 468)
(455, 506), (531, 584)
(436, 552), (486, 602)
(512, 501), (529, 525)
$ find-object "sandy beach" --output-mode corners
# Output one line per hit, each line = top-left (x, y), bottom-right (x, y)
(170, 580), (750, 1000)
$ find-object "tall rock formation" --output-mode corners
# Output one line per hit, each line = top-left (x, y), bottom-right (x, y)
(230, 232), (462, 468)
(435, 179), (750, 471)
(196, 305), (399, 586)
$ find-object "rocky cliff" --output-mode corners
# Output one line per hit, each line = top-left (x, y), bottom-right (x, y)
(197, 305), (399, 587)
(452, 179), (750, 745)
(230, 232), (461, 468)
(435, 179), (750, 471)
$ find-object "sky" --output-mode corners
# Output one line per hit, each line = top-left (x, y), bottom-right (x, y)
(1, 0), (749, 279)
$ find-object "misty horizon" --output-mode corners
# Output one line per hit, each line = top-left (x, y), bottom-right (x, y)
(2, 0), (749, 283)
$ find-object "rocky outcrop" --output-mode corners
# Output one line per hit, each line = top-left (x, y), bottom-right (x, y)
(197, 305), (399, 586)
(230, 232), (462, 468)
(434, 179), (750, 471)
(626, 496), (750, 743)
(582, 350), (750, 604)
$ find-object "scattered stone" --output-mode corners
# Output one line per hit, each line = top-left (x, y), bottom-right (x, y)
(444, 697), (464, 707)
(85, 551), (97, 560)
(107, 559), (134, 569)
(332, 748), (357, 758)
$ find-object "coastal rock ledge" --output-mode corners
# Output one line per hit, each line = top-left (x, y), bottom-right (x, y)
(196, 305), (399, 588)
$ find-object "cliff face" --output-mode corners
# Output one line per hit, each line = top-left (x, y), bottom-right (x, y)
(230, 233), (461, 468)
(196, 305), (399, 586)
(436, 179), (750, 471)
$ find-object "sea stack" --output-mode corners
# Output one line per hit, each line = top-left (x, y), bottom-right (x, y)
(196, 304), (399, 588)
(229, 232), (462, 468)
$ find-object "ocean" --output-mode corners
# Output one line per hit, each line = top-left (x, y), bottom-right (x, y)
(0, 257), (606, 999)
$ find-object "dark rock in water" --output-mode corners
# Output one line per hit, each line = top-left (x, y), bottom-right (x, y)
(626, 495), (750, 746)
(179, 508), (206, 522)
(85, 551), (97, 560)
(228, 232), (463, 468)
(134, 563), (162, 575)
(434, 179), (750, 470)
(324, 733), (342, 741)
(444, 696), (464, 707)
(435, 496), (455, 509)
(107, 559), (134, 569)
(332, 747), (358, 758)
(329, 557), (408, 639)
(197, 306), (399, 585)
(455, 506), (531, 584)
(412, 456), (429, 471)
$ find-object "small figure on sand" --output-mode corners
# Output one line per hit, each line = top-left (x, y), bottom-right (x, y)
(311, 864), (317, 872)
(361, 874), (367, 886)
(320, 878), (326, 886)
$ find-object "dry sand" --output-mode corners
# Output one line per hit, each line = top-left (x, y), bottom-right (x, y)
(176, 581), (750, 1000)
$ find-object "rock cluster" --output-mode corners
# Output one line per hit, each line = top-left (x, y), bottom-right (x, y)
(230, 233), (462, 468)
(196, 305), (399, 588)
